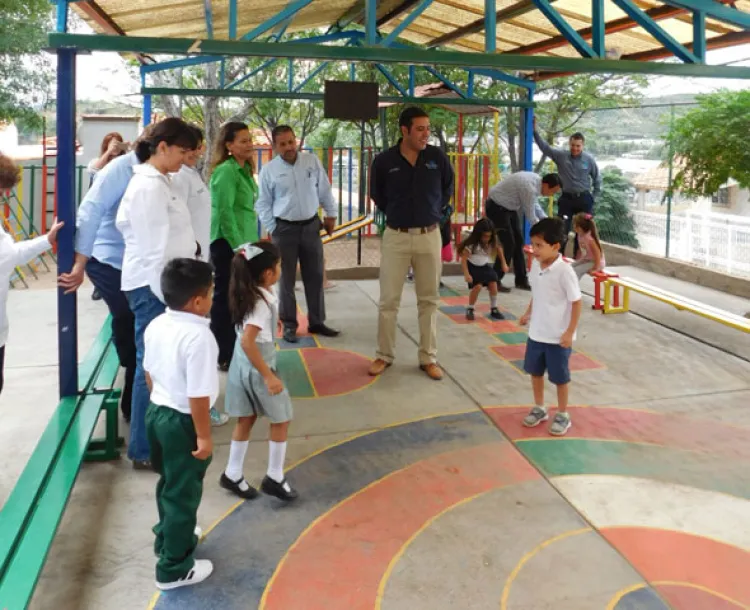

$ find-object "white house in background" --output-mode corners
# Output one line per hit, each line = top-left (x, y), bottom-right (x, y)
(631, 164), (750, 217)
(78, 115), (141, 167)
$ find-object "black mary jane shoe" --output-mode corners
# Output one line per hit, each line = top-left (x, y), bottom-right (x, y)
(261, 475), (299, 502)
(307, 324), (340, 338)
(219, 473), (259, 500)
(282, 328), (299, 343)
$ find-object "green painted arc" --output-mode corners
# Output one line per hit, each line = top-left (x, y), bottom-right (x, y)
(517, 438), (750, 500)
(276, 350), (315, 398)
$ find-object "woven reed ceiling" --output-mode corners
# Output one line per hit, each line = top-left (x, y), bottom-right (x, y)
(74, 0), (749, 60)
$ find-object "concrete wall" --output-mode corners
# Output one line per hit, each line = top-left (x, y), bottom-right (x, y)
(603, 242), (750, 300)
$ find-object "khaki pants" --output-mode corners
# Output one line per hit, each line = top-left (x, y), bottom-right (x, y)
(376, 226), (442, 365)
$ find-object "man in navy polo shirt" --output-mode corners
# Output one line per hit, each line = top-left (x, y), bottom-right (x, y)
(368, 107), (455, 381)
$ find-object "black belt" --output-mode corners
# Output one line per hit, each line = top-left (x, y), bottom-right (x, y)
(387, 223), (438, 234)
(276, 215), (317, 226)
(561, 191), (590, 198)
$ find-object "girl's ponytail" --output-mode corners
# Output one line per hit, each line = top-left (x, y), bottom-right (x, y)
(228, 241), (281, 326)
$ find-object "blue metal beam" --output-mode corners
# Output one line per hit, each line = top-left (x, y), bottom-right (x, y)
(408, 65), (415, 95)
(229, 0), (237, 39)
(204, 0), (214, 39)
(56, 0), (69, 33)
(382, 0), (433, 47)
(660, 0), (750, 29)
(471, 68), (534, 90)
(467, 70), (475, 97)
(485, 0), (496, 53)
(366, 0), (378, 45)
(294, 62), (329, 92)
(242, 0), (314, 41)
(56, 47), (78, 398)
(350, 62), (356, 81)
(423, 66), (466, 97)
(692, 10), (706, 62)
(532, 0), (596, 58)
(376, 63), (409, 96)
(288, 59), (294, 90)
(612, 0), (698, 63)
(591, 0), (605, 57)
(225, 57), (279, 90)
(522, 88), (534, 244)
(141, 72), (152, 126)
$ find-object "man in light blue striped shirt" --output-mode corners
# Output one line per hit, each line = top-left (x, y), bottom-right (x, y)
(256, 125), (339, 343)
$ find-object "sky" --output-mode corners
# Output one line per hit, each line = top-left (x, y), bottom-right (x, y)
(74, 43), (750, 104)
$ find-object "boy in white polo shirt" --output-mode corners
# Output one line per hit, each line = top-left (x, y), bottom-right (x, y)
(143, 258), (218, 590)
(519, 218), (582, 436)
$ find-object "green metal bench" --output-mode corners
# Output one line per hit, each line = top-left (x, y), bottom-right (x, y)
(0, 319), (124, 609)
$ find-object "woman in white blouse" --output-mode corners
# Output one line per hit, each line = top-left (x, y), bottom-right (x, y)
(115, 117), (199, 469)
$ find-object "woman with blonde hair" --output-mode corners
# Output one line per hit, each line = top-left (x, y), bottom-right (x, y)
(209, 122), (259, 371)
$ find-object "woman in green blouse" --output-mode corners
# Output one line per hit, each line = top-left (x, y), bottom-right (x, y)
(209, 121), (259, 370)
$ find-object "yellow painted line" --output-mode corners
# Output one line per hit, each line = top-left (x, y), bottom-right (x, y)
(298, 349), (319, 398)
(145, 591), (160, 610)
(375, 491), (493, 609)
(652, 580), (749, 609)
(605, 582), (648, 610)
(499, 528), (591, 609)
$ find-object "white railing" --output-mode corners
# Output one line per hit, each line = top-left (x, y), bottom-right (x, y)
(631, 210), (750, 278)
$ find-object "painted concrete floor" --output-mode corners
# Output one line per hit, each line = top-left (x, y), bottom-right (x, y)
(3, 274), (750, 610)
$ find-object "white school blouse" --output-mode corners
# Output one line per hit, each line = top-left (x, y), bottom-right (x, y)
(241, 286), (278, 343)
(172, 165), (211, 262)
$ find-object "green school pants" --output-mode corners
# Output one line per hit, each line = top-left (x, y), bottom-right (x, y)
(146, 402), (212, 583)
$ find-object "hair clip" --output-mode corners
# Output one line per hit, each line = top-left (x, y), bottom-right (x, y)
(584, 213), (593, 220)
(236, 243), (263, 260)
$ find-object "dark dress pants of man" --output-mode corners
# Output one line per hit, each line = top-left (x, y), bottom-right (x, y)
(209, 238), (237, 368)
(85, 257), (136, 421)
(485, 200), (529, 288)
(272, 217), (325, 333)
(557, 191), (594, 256)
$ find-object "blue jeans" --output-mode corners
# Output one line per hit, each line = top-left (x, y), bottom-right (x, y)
(125, 286), (166, 461)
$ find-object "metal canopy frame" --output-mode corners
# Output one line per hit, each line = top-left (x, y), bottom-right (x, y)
(50, 0), (750, 397)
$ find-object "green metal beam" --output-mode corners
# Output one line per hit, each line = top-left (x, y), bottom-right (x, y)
(48, 33), (750, 79)
(141, 87), (535, 108)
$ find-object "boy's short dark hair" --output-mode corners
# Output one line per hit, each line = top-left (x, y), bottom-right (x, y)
(570, 132), (585, 143)
(530, 217), (566, 247)
(161, 258), (214, 310)
(399, 107), (429, 131)
(0, 153), (21, 190)
(541, 173), (561, 188)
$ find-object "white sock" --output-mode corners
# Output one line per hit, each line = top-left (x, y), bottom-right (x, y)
(225, 440), (250, 491)
(267, 441), (291, 492)
(490, 295), (498, 308)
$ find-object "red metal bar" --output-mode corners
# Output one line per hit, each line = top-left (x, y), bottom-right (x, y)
(481, 155), (489, 221)
(41, 164), (48, 234)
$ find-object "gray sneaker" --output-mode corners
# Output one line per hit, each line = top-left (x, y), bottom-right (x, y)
(549, 412), (572, 436)
(522, 406), (548, 428)
(210, 407), (230, 427)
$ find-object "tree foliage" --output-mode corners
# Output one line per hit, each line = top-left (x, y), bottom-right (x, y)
(596, 167), (639, 248)
(666, 89), (750, 195)
(0, 0), (53, 127)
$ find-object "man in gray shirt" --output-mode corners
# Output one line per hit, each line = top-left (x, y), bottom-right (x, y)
(533, 119), (601, 253)
(486, 172), (561, 290)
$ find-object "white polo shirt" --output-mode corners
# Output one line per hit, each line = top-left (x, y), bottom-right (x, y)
(144, 309), (219, 414)
(116, 164), (197, 302)
(528, 255), (582, 344)
(241, 286), (277, 343)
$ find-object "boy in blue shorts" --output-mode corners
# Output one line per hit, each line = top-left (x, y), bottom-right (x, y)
(518, 218), (582, 436)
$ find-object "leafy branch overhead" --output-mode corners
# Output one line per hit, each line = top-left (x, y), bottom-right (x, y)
(666, 89), (750, 195)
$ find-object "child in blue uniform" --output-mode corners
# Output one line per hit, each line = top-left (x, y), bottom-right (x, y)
(220, 241), (298, 502)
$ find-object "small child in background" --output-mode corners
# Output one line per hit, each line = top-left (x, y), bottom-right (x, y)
(572, 213), (605, 279)
(457, 217), (509, 321)
(143, 258), (218, 590)
(0, 152), (63, 397)
(220, 241), (298, 502)
(519, 218), (582, 436)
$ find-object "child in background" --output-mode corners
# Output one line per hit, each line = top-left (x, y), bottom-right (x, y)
(143, 258), (218, 590)
(572, 213), (605, 279)
(220, 241), (298, 502)
(0, 153), (64, 397)
(457, 217), (509, 321)
(519, 218), (582, 436)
